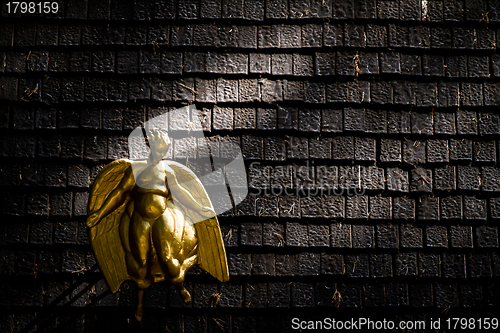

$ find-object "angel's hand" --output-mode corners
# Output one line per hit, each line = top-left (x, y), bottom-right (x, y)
(86, 211), (102, 227)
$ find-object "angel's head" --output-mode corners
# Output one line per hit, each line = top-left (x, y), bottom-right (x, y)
(146, 128), (171, 164)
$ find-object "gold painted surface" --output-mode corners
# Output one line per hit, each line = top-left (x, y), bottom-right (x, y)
(87, 130), (229, 321)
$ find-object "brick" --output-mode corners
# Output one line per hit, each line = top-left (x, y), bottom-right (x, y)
(212, 106), (233, 131)
(438, 82), (460, 107)
(476, 225), (499, 248)
(475, 113), (500, 137)
(300, 196), (321, 216)
(345, 254), (369, 277)
(271, 54), (292, 75)
(366, 24), (387, 47)
(442, 253), (466, 278)
(354, 0), (376, 18)
(260, 79), (282, 103)
(304, 82), (325, 104)
(453, 27), (475, 49)
(434, 112), (456, 134)
(354, 137), (375, 161)
(389, 24), (408, 47)
(484, 83), (500, 106)
(457, 166), (480, 191)
(286, 222), (308, 247)
(430, 27), (451, 48)
(434, 166), (456, 191)
(216, 25), (237, 48)
(236, 26), (257, 49)
(287, 136), (308, 159)
(268, 283), (290, 307)
(450, 138), (472, 161)
(464, 196), (487, 220)
(206, 52), (226, 74)
(482, 167), (500, 191)
(403, 140), (426, 165)
(283, 80), (303, 101)
(450, 225), (472, 248)
(468, 56), (489, 78)
(417, 196), (439, 221)
(419, 253), (441, 277)
(460, 83), (483, 106)
(395, 253), (417, 276)
(293, 54), (313, 76)
(427, 139), (449, 163)
(249, 53), (270, 74)
(410, 284), (433, 307)
(344, 24), (365, 48)
(446, 55), (467, 77)
(170, 25), (193, 46)
(358, 52), (379, 75)
(232, 108), (255, 130)
(474, 140), (496, 162)
(194, 79), (216, 103)
(377, 0), (398, 19)
(380, 139), (401, 163)
(321, 109), (342, 132)
(347, 196), (368, 220)
(380, 53), (400, 74)
(387, 167), (409, 192)
(411, 167), (432, 192)
(468, 253), (492, 278)
(336, 51), (356, 76)
(371, 81), (393, 104)
(309, 137), (330, 159)
(323, 24), (343, 47)
(332, 136), (354, 160)
(300, 24), (322, 48)
(279, 25), (301, 48)
(370, 254), (393, 278)
(400, 0), (420, 20)
(263, 222), (285, 247)
(258, 26), (279, 48)
(182, 52), (204, 74)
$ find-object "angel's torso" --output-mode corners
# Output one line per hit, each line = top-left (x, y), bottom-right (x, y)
(130, 162), (172, 220)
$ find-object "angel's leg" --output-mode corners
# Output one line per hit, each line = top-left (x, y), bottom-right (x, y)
(172, 253), (198, 303)
(152, 208), (180, 278)
(130, 211), (151, 281)
(135, 289), (144, 321)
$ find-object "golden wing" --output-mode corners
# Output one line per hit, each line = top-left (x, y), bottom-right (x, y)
(87, 159), (132, 293)
(165, 161), (230, 282)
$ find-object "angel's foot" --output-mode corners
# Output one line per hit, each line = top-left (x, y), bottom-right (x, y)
(135, 305), (143, 321)
(178, 286), (191, 303)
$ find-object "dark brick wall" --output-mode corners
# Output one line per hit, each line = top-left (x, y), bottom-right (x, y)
(1, 0), (500, 332)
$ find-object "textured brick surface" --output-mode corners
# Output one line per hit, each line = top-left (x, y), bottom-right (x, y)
(1, 1), (499, 331)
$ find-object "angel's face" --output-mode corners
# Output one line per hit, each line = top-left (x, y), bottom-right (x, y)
(149, 142), (170, 164)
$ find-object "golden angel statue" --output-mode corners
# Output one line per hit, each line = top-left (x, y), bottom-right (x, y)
(86, 128), (229, 321)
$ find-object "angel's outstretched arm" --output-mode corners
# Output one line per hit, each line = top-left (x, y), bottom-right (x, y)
(87, 167), (135, 227)
(166, 168), (215, 217)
